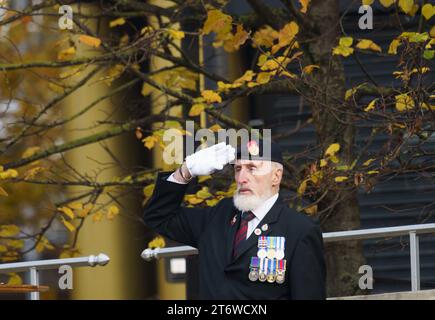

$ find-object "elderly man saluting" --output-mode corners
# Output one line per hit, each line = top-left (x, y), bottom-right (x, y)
(143, 140), (326, 300)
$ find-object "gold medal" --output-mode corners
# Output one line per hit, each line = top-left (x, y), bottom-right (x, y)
(267, 273), (276, 283)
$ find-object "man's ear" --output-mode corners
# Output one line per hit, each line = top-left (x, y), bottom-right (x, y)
(272, 168), (283, 186)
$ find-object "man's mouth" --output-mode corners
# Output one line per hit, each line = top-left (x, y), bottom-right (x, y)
(238, 188), (252, 194)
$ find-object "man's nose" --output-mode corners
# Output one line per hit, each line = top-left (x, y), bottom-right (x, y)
(236, 168), (249, 184)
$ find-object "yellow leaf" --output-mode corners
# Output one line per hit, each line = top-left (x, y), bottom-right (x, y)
(201, 90), (222, 103)
(398, 0), (414, 14)
(57, 46), (76, 60)
(106, 205), (120, 220)
(92, 211), (104, 222)
(367, 170), (379, 174)
(196, 186), (212, 199)
(253, 26), (278, 48)
(362, 0), (374, 4)
(297, 179), (308, 196)
(364, 98), (377, 112)
(256, 72), (272, 84)
(333, 37), (354, 57)
(198, 175), (212, 183)
(23, 166), (44, 180)
(6, 239), (24, 249)
(380, 0), (395, 7)
(388, 39), (401, 55)
(422, 4), (435, 20)
(356, 39), (382, 52)
(109, 17), (126, 28)
(209, 124), (223, 132)
(168, 29), (185, 40)
(299, 0), (310, 13)
(0, 169), (18, 180)
(58, 206), (75, 220)
(61, 218), (76, 232)
(0, 225), (20, 237)
(302, 64), (320, 74)
(260, 59), (280, 71)
(22, 146), (41, 158)
(79, 35), (101, 48)
(7, 273), (22, 286)
(0, 186), (8, 197)
(77, 204), (93, 218)
(189, 103), (206, 117)
(430, 26), (435, 38)
(272, 21), (299, 54)
(304, 204), (317, 215)
(235, 70), (256, 84)
(141, 82), (153, 96)
(335, 176), (348, 182)
(148, 236), (166, 249)
(395, 94), (415, 112)
(0, 245), (7, 252)
(185, 195), (204, 205)
(224, 24), (249, 52)
(325, 143), (340, 157)
(206, 198), (220, 207)
(142, 135), (159, 149)
(320, 159), (328, 167)
(144, 184), (155, 198)
(363, 158), (376, 166)
(202, 9), (232, 36)
(67, 202), (83, 211)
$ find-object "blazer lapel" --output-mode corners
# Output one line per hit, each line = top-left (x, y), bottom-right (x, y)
(229, 196), (286, 264)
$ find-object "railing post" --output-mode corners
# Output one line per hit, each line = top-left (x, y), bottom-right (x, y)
(409, 231), (420, 292)
(29, 267), (40, 300)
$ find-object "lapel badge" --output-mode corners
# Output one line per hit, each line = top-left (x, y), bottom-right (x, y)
(254, 228), (261, 236)
(247, 140), (259, 156)
(261, 224), (268, 231)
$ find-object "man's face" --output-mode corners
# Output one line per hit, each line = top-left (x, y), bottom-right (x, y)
(234, 159), (280, 199)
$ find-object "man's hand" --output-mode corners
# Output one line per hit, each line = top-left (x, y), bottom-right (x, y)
(185, 142), (235, 177)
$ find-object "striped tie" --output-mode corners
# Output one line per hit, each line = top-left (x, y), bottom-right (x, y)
(232, 211), (256, 258)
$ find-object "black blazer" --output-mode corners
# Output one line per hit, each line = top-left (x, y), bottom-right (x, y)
(143, 172), (326, 300)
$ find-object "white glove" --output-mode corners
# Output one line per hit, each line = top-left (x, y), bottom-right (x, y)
(185, 142), (235, 177)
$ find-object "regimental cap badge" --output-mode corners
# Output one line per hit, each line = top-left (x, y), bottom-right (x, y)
(247, 140), (259, 156)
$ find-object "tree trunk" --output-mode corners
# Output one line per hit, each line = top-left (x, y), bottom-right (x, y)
(303, 0), (366, 297)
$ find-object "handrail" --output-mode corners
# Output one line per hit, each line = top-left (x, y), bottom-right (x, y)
(141, 223), (435, 293)
(0, 253), (110, 300)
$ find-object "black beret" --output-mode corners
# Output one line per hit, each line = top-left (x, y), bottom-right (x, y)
(235, 139), (283, 164)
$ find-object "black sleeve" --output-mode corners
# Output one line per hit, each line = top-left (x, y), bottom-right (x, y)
(143, 171), (216, 248)
(288, 224), (327, 300)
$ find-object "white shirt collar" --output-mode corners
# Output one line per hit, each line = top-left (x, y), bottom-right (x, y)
(249, 193), (279, 222)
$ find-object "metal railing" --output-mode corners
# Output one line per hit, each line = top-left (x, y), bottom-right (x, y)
(0, 253), (110, 300)
(141, 223), (435, 293)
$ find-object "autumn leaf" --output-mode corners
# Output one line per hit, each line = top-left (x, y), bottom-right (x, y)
(297, 179), (308, 196)
(380, 0), (395, 7)
(201, 90), (222, 103)
(109, 17), (126, 28)
(189, 103), (206, 116)
(302, 64), (320, 74)
(58, 206), (75, 220)
(253, 26), (278, 48)
(325, 143), (340, 157)
(398, 0), (414, 14)
(167, 29), (185, 40)
(304, 204), (317, 215)
(256, 72), (272, 84)
(142, 135), (159, 149)
(364, 98), (377, 112)
(198, 175), (212, 183)
(79, 35), (102, 48)
(23, 166), (44, 180)
(388, 39), (401, 55)
(57, 46), (76, 60)
(22, 146), (41, 158)
(92, 211), (104, 222)
(7, 273), (22, 286)
(143, 184), (155, 199)
(335, 176), (348, 182)
(0, 225), (20, 237)
(67, 202), (83, 211)
(362, 158), (376, 166)
(356, 39), (382, 52)
(206, 198), (220, 207)
(148, 236), (166, 249)
(0, 169), (18, 180)
(271, 21), (299, 54)
(196, 186), (212, 199)
(209, 124), (223, 132)
(299, 0), (310, 13)
(320, 159), (328, 167)
(333, 37), (354, 57)
(202, 9), (232, 36)
(395, 94), (415, 112)
(362, 0), (374, 5)
(106, 205), (120, 220)
(422, 4), (435, 20)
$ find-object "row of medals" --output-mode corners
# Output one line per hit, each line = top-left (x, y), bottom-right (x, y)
(249, 236), (286, 284)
